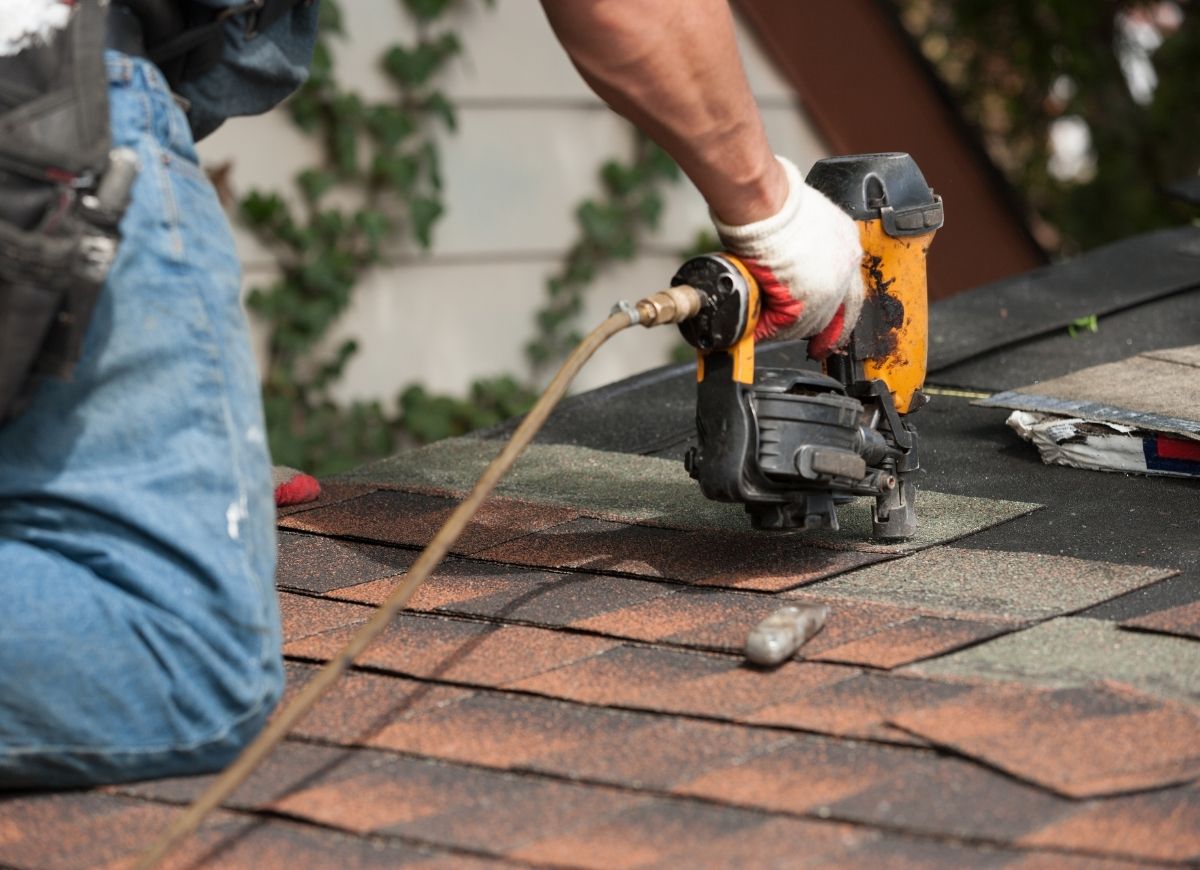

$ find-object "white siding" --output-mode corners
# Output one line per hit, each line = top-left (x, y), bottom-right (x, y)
(198, 1), (829, 400)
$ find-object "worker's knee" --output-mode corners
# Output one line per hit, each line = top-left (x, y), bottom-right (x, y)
(0, 542), (284, 790)
(0, 637), (283, 790)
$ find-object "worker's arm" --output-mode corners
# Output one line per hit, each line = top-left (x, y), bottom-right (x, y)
(540, 0), (863, 349)
(540, 0), (781, 224)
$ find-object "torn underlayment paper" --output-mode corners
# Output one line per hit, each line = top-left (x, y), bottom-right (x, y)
(1007, 410), (1200, 478)
(978, 344), (1200, 441)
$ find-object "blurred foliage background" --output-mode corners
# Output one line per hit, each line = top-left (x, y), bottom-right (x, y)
(891, 0), (1198, 256)
(242, 0), (1199, 475)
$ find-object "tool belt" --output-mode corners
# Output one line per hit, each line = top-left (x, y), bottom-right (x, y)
(117, 0), (309, 94)
(0, 1), (137, 425)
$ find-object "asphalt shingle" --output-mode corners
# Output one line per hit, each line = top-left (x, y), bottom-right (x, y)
(276, 531), (415, 594)
(275, 482), (377, 518)
(744, 671), (975, 745)
(285, 612), (619, 685)
(1019, 784), (1200, 863)
(906, 616), (1200, 701)
(806, 615), (1013, 669)
(509, 798), (865, 869)
(1121, 600), (1200, 642)
(279, 488), (579, 555)
(509, 643), (855, 718)
(336, 438), (1040, 553)
(475, 517), (889, 589)
(889, 682), (1200, 798)
(278, 591), (374, 644)
(799, 546), (1176, 621)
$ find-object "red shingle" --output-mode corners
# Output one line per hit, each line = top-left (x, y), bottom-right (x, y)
(510, 643), (854, 718)
(278, 591), (373, 644)
(783, 594), (951, 655)
(825, 749), (1077, 843)
(0, 792), (174, 870)
(572, 587), (783, 651)
(279, 489), (579, 555)
(1121, 600), (1200, 642)
(475, 517), (888, 589)
(117, 740), (354, 809)
(285, 613), (618, 686)
(808, 615), (1014, 669)
(693, 539), (891, 592)
(816, 835), (1142, 870)
(525, 714), (794, 790)
(673, 735), (928, 814)
(329, 558), (553, 609)
(284, 662), (792, 792)
(134, 811), (483, 870)
(360, 689), (638, 769)
(276, 531), (415, 594)
(271, 753), (641, 852)
(746, 672), (973, 744)
(890, 681), (1200, 798)
(674, 732), (1079, 844)
(281, 661), (476, 747)
(511, 798), (862, 869)
(412, 564), (676, 627)
(1020, 784), (1200, 863)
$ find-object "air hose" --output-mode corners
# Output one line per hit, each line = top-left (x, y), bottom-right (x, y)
(134, 285), (704, 869)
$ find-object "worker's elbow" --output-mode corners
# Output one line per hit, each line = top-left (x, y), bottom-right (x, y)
(543, 0), (678, 66)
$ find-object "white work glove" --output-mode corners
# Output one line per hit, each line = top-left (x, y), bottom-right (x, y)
(712, 156), (865, 358)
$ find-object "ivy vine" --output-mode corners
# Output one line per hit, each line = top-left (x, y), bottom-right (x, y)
(234, 0), (694, 475)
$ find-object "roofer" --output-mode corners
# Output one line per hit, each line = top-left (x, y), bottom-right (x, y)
(0, 0), (863, 787)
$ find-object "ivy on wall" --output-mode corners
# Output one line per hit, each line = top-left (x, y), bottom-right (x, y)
(235, 0), (692, 474)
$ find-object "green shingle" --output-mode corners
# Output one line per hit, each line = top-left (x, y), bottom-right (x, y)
(338, 438), (1039, 554)
(791, 547), (1176, 620)
(905, 617), (1200, 701)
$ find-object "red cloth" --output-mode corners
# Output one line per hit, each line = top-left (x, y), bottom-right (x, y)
(272, 466), (321, 507)
(743, 260), (848, 361)
(805, 304), (847, 361)
(744, 260), (803, 341)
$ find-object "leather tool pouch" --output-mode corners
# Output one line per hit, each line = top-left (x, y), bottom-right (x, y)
(0, 1), (138, 426)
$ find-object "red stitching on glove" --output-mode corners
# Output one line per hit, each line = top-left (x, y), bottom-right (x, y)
(806, 304), (846, 361)
(744, 260), (803, 341)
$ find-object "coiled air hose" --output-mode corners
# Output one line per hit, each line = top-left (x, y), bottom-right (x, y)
(134, 284), (704, 869)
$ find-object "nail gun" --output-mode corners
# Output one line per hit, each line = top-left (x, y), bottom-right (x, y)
(674, 153), (943, 539)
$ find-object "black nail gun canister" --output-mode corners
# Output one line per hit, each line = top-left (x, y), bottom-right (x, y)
(674, 153), (943, 539)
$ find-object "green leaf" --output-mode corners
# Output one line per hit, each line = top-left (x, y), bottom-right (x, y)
(422, 91), (458, 131)
(331, 123), (359, 175)
(1067, 314), (1099, 337)
(382, 34), (461, 88)
(308, 41), (333, 83)
(317, 0), (344, 35)
(409, 196), (444, 248)
(365, 106), (416, 148)
(601, 160), (636, 196)
(240, 190), (287, 227)
(297, 168), (337, 204)
(402, 0), (453, 22)
(355, 209), (392, 256)
(372, 152), (420, 193)
(418, 141), (443, 191)
(636, 191), (664, 227)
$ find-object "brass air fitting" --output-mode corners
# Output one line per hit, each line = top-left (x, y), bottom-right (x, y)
(634, 284), (703, 327)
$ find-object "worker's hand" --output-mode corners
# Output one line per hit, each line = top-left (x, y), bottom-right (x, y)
(713, 156), (864, 358)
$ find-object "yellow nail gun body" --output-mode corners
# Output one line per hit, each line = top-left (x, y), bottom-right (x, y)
(675, 153), (943, 539)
